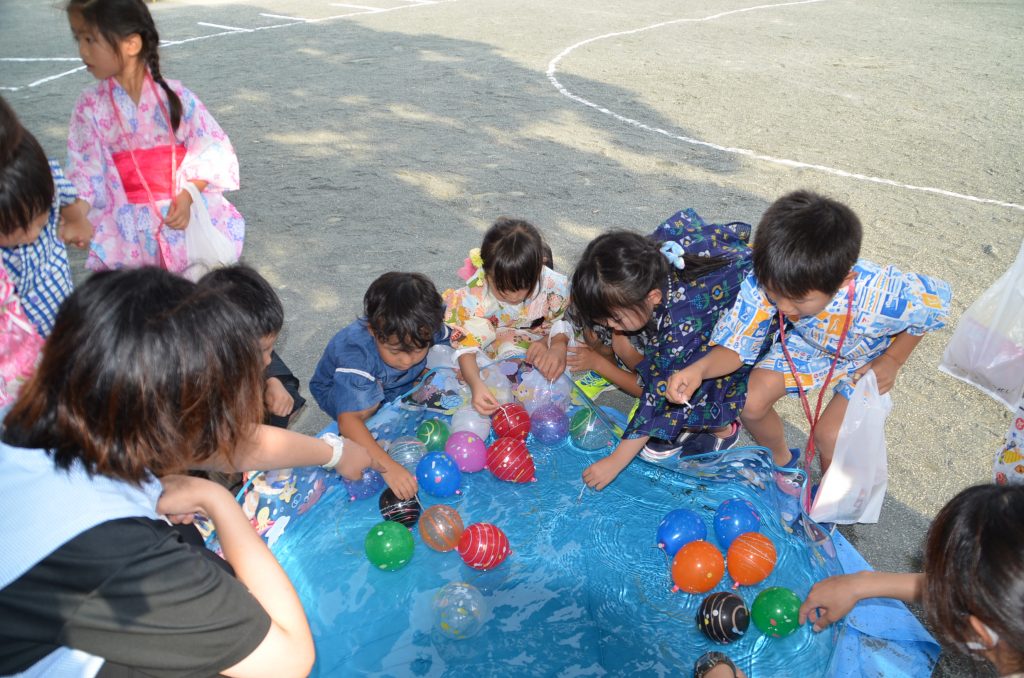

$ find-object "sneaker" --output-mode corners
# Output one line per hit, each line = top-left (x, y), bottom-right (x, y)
(574, 371), (616, 400)
(639, 437), (682, 461)
(679, 421), (741, 456)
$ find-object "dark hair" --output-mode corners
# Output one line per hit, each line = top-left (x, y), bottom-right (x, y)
(923, 484), (1024, 670)
(66, 0), (182, 131)
(568, 230), (726, 330)
(480, 217), (545, 295)
(197, 264), (284, 339)
(364, 272), (444, 352)
(752, 190), (862, 298)
(0, 96), (55, 236)
(2, 268), (264, 483)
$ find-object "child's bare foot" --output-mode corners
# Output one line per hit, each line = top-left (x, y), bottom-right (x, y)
(335, 438), (371, 481)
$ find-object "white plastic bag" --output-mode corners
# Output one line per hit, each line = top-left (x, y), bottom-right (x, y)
(939, 237), (1024, 412)
(182, 183), (237, 282)
(810, 369), (891, 525)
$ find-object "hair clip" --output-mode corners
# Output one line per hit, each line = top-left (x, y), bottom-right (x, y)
(660, 241), (686, 270)
(457, 247), (486, 287)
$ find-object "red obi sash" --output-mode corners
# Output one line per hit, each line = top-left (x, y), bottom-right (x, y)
(112, 143), (185, 204)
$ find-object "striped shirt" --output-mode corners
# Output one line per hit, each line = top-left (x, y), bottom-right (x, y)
(1, 160), (76, 337)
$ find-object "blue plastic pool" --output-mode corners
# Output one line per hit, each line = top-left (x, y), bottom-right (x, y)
(217, 362), (842, 676)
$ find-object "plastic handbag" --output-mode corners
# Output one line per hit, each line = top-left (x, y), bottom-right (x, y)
(809, 369), (891, 525)
(939, 237), (1024, 411)
(182, 182), (237, 282)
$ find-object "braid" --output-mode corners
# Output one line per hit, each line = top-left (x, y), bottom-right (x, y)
(146, 47), (182, 132)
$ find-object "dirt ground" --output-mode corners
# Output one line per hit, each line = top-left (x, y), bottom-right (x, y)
(2, 0), (1022, 674)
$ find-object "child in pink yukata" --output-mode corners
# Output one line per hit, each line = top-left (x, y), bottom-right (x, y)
(668, 191), (952, 473)
(443, 218), (572, 415)
(65, 0), (244, 273)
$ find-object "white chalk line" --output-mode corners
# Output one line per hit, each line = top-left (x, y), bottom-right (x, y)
(546, 0), (1024, 213)
(2, 0), (456, 91)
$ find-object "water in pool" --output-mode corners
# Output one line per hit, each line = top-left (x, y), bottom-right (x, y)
(223, 362), (842, 677)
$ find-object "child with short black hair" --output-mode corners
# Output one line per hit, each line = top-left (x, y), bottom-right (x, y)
(668, 190), (952, 472)
(569, 210), (754, 491)
(310, 272), (448, 499)
(444, 217), (571, 415)
(197, 264), (305, 428)
(0, 96), (92, 337)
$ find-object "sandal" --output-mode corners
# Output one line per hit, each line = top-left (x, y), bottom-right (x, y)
(693, 651), (739, 678)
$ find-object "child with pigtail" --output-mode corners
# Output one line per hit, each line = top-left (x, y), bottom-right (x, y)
(65, 0), (245, 273)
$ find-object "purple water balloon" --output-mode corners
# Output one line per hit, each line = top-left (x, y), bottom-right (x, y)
(345, 467), (385, 501)
(531, 403), (570, 445)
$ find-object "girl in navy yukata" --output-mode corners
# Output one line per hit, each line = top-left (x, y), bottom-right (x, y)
(569, 210), (754, 491)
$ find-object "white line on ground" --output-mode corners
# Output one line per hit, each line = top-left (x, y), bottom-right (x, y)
(547, 0), (1024, 212)
(3, 0), (454, 91)
(196, 22), (254, 33)
(259, 13), (310, 22)
(0, 57), (82, 62)
(329, 3), (386, 11)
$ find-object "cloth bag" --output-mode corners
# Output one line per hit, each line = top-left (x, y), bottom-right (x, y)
(809, 369), (891, 525)
(939, 237), (1024, 411)
(182, 182), (237, 282)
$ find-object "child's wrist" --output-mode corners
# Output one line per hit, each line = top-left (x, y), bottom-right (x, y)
(878, 352), (904, 367)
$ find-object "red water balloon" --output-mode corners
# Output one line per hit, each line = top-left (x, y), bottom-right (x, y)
(491, 402), (531, 439)
(457, 522), (511, 570)
(486, 436), (536, 483)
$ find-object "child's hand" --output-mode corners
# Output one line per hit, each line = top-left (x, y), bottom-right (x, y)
(855, 354), (901, 394)
(566, 344), (605, 373)
(582, 453), (631, 491)
(798, 573), (864, 632)
(470, 382), (500, 416)
(265, 377), (295, 418)
(528, 340), (567, 381)
(378, 458), (418, 500)
(163, 189), (193, 230)
(157, 474), (229, 523)
(666, 364), (703, 405)
(58, 199), (93, 248)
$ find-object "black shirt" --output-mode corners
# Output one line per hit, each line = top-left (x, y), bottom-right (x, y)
(0, 518), (271, 677)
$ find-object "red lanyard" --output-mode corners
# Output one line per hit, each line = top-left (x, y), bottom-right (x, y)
(777, 277), (855, 494)
(107, 72), (178, 265)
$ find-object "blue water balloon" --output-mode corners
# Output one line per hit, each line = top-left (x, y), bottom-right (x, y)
(713, 498), (761, 550)
(345, 467), (385, 501)
(656, 508), (707, 557)
(416, 451), (463, 497)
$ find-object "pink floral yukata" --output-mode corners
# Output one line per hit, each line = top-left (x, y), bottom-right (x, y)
(0, 267), (43, 408)
(66, 75), (244, 272)
(442, 267), (572, 363)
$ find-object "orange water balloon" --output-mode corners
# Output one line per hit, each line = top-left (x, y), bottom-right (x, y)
(727, 532), (777, 586)
(418, 504), (464, 552)
(671, 540), (725, 594)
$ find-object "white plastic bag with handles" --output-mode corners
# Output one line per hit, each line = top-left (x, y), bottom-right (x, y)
(182, 182), (237, 282)
(939, 237), (1024, 412)
(810, 369), (892, 525)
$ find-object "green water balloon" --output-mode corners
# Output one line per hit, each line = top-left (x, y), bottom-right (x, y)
(364, 520), (414, 571)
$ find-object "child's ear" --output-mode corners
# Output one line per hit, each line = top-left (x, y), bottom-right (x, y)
(967, 615), (999, 650)
(646, 288), (663, 307)
(121, 33), (143, 59)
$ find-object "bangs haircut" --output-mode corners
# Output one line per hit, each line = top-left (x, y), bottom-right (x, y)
(923, 484), (1024, 665)
(0, 96), (54, 236)
(364, 271), (444, 352)
(752, 190), (862, 299)
(481, 217), (545, 295)
(198, 263), (284, 338)
(569, 231), (667, 330)
(568, 230), (729, 330)
(3, 268), (265, 483)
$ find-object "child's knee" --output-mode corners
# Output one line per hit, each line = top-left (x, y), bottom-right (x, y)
(741, 388), (780, 421)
